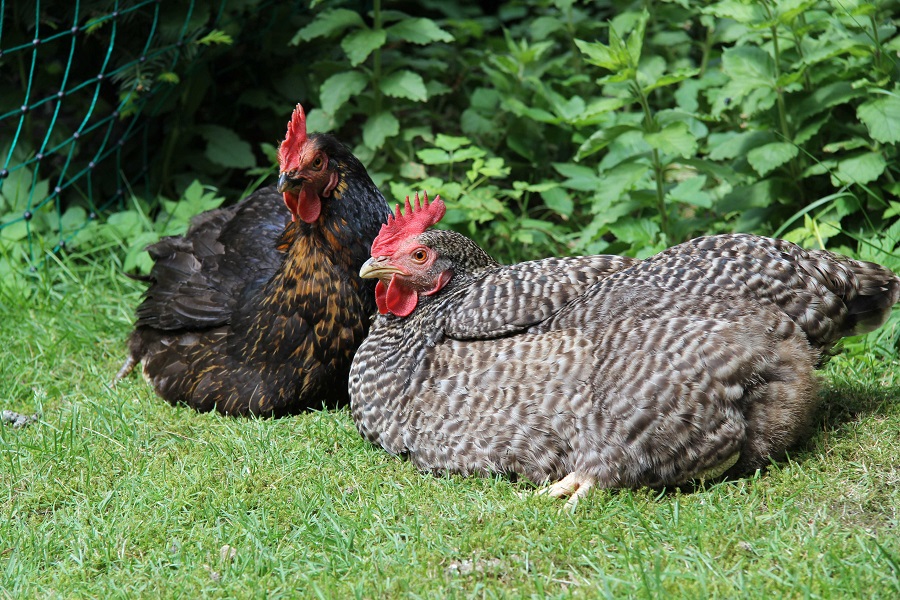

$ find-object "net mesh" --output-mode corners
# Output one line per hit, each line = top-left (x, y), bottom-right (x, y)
(0, 0), (226, 266)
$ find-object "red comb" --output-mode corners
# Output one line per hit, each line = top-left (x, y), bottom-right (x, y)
(278, 104), (307, 172)
(371, 192), (446, 256)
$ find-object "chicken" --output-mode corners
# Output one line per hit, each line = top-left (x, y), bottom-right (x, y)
(116, 105), (391, 416)
(349, 193), (900, 507)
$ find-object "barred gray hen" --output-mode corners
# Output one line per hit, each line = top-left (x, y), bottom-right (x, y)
(116, 105), (390, 416)
(349, 194), (900, 507)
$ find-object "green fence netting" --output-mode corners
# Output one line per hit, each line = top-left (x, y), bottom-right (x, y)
(0, 0), (228, 270)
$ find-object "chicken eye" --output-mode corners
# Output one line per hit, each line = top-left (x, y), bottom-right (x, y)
(312, 156), (324, 170)
(412, 249), (428, 263)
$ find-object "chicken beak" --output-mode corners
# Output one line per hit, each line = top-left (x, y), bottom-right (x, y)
(360, 256), (405, 281)
(277, 173), (289, 193)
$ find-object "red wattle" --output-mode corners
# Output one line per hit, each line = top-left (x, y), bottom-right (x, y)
(375, 281), (388, 314)
(297, 187), (322, 224)
(282, 192), (300, 222)
(385, 275), (418, 317)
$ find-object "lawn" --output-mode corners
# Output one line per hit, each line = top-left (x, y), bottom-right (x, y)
(1, 254), (899, 598)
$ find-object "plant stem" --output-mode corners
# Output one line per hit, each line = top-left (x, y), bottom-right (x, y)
(634, 81), (669, 241)
(372, 0), (382, 116)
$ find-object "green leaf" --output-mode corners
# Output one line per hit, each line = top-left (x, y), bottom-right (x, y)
(430, 135), (468, 152)
(386, 18), (454, 44)
(857, 96), (900, 144)
(795, 82), (862, 123)
(832, 152), (887, 186)
(292, 9), (364, 44)
(60, 206), (87, 233)
(417, 149), (452, 165)
(747, 142), (798, 176)
(540, 187), (573, 218)
(643, 122), (697, 158)
(399, 161), (427, 180)
(575, 125), (640, 161)
(319, 71), (368, 115)
(0, 220), (28, 241)
(362, 112), (400, 150)
(198, 126), (255, 169)
(342, 28), (386, 66)
(722, 46), (774, 85)
(574, 39), (620, 71)
(707, 131), (773, 161)
(305, 108), (335, 133)
(667, 175), (711, 208)
(624, 10), (649, 68)
(380, 70), (428, 102)
(702, 1), (766, 23)
(642, 68), (700, 94)
(553, 163), (602, 191)
(714, 46), (776, 114)
(609, 217), (660, 246)
(196, 30), (233, 46)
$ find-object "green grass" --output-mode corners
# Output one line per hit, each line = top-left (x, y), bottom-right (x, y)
(1, 253), (899, 598)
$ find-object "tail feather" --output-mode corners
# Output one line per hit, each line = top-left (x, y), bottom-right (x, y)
(801, 250), (900, 337)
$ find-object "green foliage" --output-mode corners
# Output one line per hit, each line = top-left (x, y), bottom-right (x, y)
(1, 0), (898, 352)
(289, 0), (899, 265)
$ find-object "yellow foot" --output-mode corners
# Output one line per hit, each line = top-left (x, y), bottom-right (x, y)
(539, 472), (597, 512)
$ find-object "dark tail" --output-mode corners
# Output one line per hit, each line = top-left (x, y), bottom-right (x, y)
(801, 250), (900, 337)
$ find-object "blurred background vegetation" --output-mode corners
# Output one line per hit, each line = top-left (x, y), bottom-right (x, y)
(1, 0), (898, 343)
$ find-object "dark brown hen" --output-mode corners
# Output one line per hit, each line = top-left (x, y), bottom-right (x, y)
(117, 105), (390, 416)
(349, 195), (900, 507)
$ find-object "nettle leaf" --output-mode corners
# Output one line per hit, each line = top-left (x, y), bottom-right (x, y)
(642, 68), (700, 94)
(399, 161), (427, 180)
(540, 187), (574, 218)
(668, 175), (712, 208)
(832, 151), (887, 186)
(643, 121), (698, 158)
(575, 124), (641, 161)
(362, 112), (400, 149)
(342, 28), (386, 66)
(292, 9), (364, 44)
(553, 163), (603, 191)
(723, 46), (774, 86)
(702, 0), (766, 23)
(794, 82), (862, 123)
(707, 131), (773, 161)
(609, 217), (660, 246)
(714, 47), (776, 114)
(623, 10), (649, 67)
(386, 18), (454, 44)
(319, 71), (368, 115)
(380, 70), (428, 102)
(574, 39), (621, 71)
(434, 134), (471, 152)
(503, 97), (558, 123)
(857, 96), (900, 144)
(747, 142), (798, 176)
(417, 148), (451, 165)
(573, 97), (632, 126)
(198, 125), (255, 169)
(305, 108), (335, 133)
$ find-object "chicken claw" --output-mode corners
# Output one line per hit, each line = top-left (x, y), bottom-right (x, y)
(540, 472), (597, 512)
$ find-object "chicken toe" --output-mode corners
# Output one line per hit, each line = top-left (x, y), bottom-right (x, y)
(541, 472), (597, 511)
